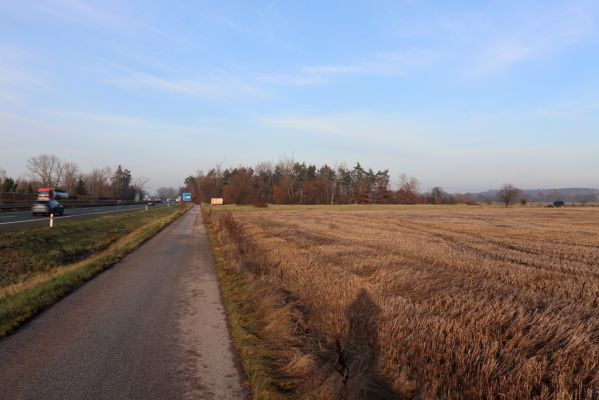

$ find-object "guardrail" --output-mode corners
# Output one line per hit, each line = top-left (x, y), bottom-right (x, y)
(0, 205), (30, 211)
(0, 201), (151, 212)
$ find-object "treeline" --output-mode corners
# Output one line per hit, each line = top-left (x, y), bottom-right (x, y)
(0, 154), (148, 200)
(182, 160), (599, 207)
(183, 160), (430, 205)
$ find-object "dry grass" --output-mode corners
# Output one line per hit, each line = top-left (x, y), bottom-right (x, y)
(209, 206), (599, 399)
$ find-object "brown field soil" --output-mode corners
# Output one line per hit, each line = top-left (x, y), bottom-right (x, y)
(207, 205), (599, 399)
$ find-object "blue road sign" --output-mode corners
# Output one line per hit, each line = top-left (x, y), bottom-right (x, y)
(182, 192), (192, 202)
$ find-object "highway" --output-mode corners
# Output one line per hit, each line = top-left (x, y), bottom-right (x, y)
(0, 203), (168, 233)
(0, 206), (246, 399)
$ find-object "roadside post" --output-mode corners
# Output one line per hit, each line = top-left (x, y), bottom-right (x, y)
(49, 213), (54, 228)
(145, 204), (148, 211)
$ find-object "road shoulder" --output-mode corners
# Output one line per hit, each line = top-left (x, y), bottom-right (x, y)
(177, 208), (247, 399)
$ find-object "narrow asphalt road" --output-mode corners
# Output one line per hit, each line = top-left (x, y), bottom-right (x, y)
(0, 206), (247, 399)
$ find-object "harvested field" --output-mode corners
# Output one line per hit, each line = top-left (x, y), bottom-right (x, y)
(208, 206), (599, 399)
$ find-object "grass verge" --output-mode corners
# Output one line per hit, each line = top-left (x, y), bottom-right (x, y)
(203, 206), (305, 400)
(0, 205), (190, 337)
(203, 206), (366, 400)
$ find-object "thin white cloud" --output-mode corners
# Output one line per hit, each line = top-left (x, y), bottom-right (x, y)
(262, 112), (437, 150)
(259, 49), (436, 86)
(0, 45), (39, 103)
(469, 3), (595, 75)
(15, 0), (202, 49)
(105, 71), (268, 100)
(389, 2), (597, 77)
(89, 54), (269, 101)
(99, 47), (434, 98)
(32, 0), (129, 29)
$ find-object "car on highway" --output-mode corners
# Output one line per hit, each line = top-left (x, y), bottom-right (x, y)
(147, 200), (156, 206)
(32, 200), (64, 216)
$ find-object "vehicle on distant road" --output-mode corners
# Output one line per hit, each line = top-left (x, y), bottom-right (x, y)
(37, 187), (69, 201)
(32, 200), (64, 216)
(546, 201), (566, 208)
(147, 200), (156, 206)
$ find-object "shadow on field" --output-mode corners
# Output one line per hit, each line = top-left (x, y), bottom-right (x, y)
(337, 289), (401, 400)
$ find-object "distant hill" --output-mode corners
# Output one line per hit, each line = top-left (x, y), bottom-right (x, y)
(466, 188), (599, 204)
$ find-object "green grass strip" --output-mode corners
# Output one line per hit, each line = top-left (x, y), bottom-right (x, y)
(0, 205), (190, 337)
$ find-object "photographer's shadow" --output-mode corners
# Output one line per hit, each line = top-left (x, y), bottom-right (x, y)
(337, 288), (401, 399)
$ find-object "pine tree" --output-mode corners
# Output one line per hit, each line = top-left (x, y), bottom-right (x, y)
(76, 175), (87, 195)
(111, 165), (133, 200)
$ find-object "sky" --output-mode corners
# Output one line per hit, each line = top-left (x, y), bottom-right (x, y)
(1, 0), (599, 193)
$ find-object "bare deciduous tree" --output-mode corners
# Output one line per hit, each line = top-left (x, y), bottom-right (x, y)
(497, 183), (520, 208)
(27, 154), (62, 187)
(60, 161), (80, 193)
(134, 176), (149, 194)
(156, 187), (177, 199)
(86, 167), (112, 197)
(396, 173), (420, 204)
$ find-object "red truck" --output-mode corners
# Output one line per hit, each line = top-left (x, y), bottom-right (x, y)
(36, 188), (69, 201)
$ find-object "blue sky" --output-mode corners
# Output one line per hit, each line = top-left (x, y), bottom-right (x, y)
(1, 0), (598, 192)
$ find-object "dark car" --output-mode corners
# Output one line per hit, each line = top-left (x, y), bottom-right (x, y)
(147, 200), (155, 206)
(546, 201), (565, 208)
(32, 200), (64, 216)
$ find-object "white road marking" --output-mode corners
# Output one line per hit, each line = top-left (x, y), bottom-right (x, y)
(0, 211), (30, 216)
(0, 206), (147, 226)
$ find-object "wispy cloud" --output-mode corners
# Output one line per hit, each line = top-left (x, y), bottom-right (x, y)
(258, 2), (597, 86)
(259, 49), (436, 86)
(262, 112), (436, 147)
(19, 0), (202, 49)
(0, 45), (39, 103)
(469, 3), (595, 75)
(1, 107), (233, 147)
(104, 70), (268, 100)
(389, 2), (597, 77)
(98, 47), (434, 98)
(181, 3), (304, 53)
(32, 0), (130, 29)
